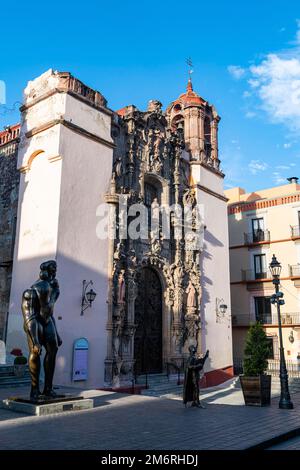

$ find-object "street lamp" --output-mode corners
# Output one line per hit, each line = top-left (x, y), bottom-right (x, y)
(269, 254), (293, 409)
(81, 280), (97, 316)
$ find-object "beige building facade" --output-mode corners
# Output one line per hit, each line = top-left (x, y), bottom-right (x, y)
(225, 180), (300, 367)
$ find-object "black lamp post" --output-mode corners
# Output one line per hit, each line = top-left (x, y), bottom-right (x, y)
(269, 254), (293, 409)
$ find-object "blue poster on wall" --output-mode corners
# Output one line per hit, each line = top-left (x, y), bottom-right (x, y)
(72, 338), (89, 381)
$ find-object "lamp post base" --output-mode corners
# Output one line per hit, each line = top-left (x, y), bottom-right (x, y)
(279, 398), (294, 410)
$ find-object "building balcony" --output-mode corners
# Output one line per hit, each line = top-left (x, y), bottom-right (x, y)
(289, 265), (300, 278)
(241, 269), (272, 282)
(291, 225), (300, 239)
(244, 229), (270, 245)
(232, 312), (300, 327)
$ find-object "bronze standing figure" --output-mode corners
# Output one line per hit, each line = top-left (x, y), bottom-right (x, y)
(21, 260), (62, 401)
(183, 346), (209, 408)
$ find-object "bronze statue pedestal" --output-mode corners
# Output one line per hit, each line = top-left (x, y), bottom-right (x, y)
(2, 395), (94, 416)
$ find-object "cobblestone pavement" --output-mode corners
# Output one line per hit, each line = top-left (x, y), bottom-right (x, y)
(1, 384), (300, 450)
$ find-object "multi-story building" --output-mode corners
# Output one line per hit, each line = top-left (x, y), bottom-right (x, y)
(0, 124), (20, 340)
(225, 179), (300, 366)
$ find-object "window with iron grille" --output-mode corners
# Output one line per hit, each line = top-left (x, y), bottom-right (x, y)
(254, 254), (267, 279)
(254, 296), (271, 324)
(252, 218), (264, 242)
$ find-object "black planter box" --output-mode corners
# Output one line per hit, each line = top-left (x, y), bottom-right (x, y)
(240, 374), (271, 406)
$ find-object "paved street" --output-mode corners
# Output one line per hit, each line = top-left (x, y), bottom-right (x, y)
(1, 383), (300, 450)
(269, 436), (300, 450)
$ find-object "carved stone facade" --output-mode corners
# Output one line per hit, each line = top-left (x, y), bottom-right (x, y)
(104, 81), (220, 386)
(0, 125), (20, 340)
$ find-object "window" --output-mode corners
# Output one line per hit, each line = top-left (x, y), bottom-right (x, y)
(266, 337), (274, 359)
(255, 296), (272, 324)
(144, 183), (157, 208)
(254, 254), (267, 279)
(298, 210), (300, 227)
(204, 117), (211, 158)
(252, 218), (264, 242)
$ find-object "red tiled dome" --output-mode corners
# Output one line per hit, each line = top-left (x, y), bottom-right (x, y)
(174, 79), (205, 107)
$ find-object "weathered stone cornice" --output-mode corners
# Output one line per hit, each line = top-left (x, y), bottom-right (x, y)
(193, 184), (229, 202)
(20, 88), (114, 117)
(25, 118), (115, 149)
(190, 160), (225, 179)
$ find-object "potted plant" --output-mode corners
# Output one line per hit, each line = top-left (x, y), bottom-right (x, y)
(11, 349), (27, 377)
(240, 322), (271, 406)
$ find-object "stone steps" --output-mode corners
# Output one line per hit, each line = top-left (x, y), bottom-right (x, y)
(136, 373), (174, 384)
(141, 384), (183, 397)
(135, 372), (183, 397)
(0, 366), (15, 377)
(0, 365), (31, 388)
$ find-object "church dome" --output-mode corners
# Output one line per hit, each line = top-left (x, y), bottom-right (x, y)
(174, 78), (205, 108)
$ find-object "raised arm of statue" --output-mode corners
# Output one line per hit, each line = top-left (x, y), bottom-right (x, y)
(188, 350), (209, 370)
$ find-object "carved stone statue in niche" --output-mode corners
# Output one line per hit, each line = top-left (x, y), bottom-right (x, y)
(150, 234), (162, 255)
(117, 269), (126, 304)
(184, 313), (200, 350)
(173, 263), (183, 287)
(147, 100), (162, 113)
(113, 157), (123, 178)
(127, 248), (137, 273)
(153, 130), (164, 159)
(186, 280), (197, 312)
(151, 197), (160, 224)
(113, 241), (126, 270)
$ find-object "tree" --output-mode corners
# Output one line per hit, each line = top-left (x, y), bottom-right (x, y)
(243, 322), (270, 376)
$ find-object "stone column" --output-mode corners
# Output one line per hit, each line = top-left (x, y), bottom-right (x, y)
(198, 109), (205, 161)
(211, 118), (218, 161)
(104, 189), (119, 386)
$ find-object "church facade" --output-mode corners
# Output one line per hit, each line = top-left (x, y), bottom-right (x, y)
(5, 69), (232, 388)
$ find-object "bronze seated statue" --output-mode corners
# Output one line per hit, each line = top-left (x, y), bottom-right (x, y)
(21, 260), (62, 401)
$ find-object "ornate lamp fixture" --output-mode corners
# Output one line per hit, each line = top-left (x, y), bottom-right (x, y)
(288, 331), (294, 344)
(216, 298), (228, 323)
(81, 280), (97, 316)
(269, 254), (282, 279)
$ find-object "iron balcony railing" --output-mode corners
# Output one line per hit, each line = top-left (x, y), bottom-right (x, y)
(241, 269), (272, 281)
(289, 265), (300, 277)
(244, 229), (270, 245)
(234, 358), (300, 378)
(232, 312), (300, 326)
(291, 225), (300, 238)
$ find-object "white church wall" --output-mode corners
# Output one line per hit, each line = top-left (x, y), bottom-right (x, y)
(7, 122), (62, 356)
(198, 190), (233, 372)
(54, 116), (113, 387)
(7, 71), (113, 388)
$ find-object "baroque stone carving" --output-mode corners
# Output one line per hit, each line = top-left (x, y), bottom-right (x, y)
(105, 97), (204, 386)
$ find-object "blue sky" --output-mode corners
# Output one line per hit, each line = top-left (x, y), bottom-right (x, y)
(1, 0), (300, 192)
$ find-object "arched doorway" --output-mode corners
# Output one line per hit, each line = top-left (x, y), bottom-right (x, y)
(134, 267), (163, 375)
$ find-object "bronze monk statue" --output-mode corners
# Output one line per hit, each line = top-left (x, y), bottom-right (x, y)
(183, 346), (209, 408)
(21, 260), (62, 401)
